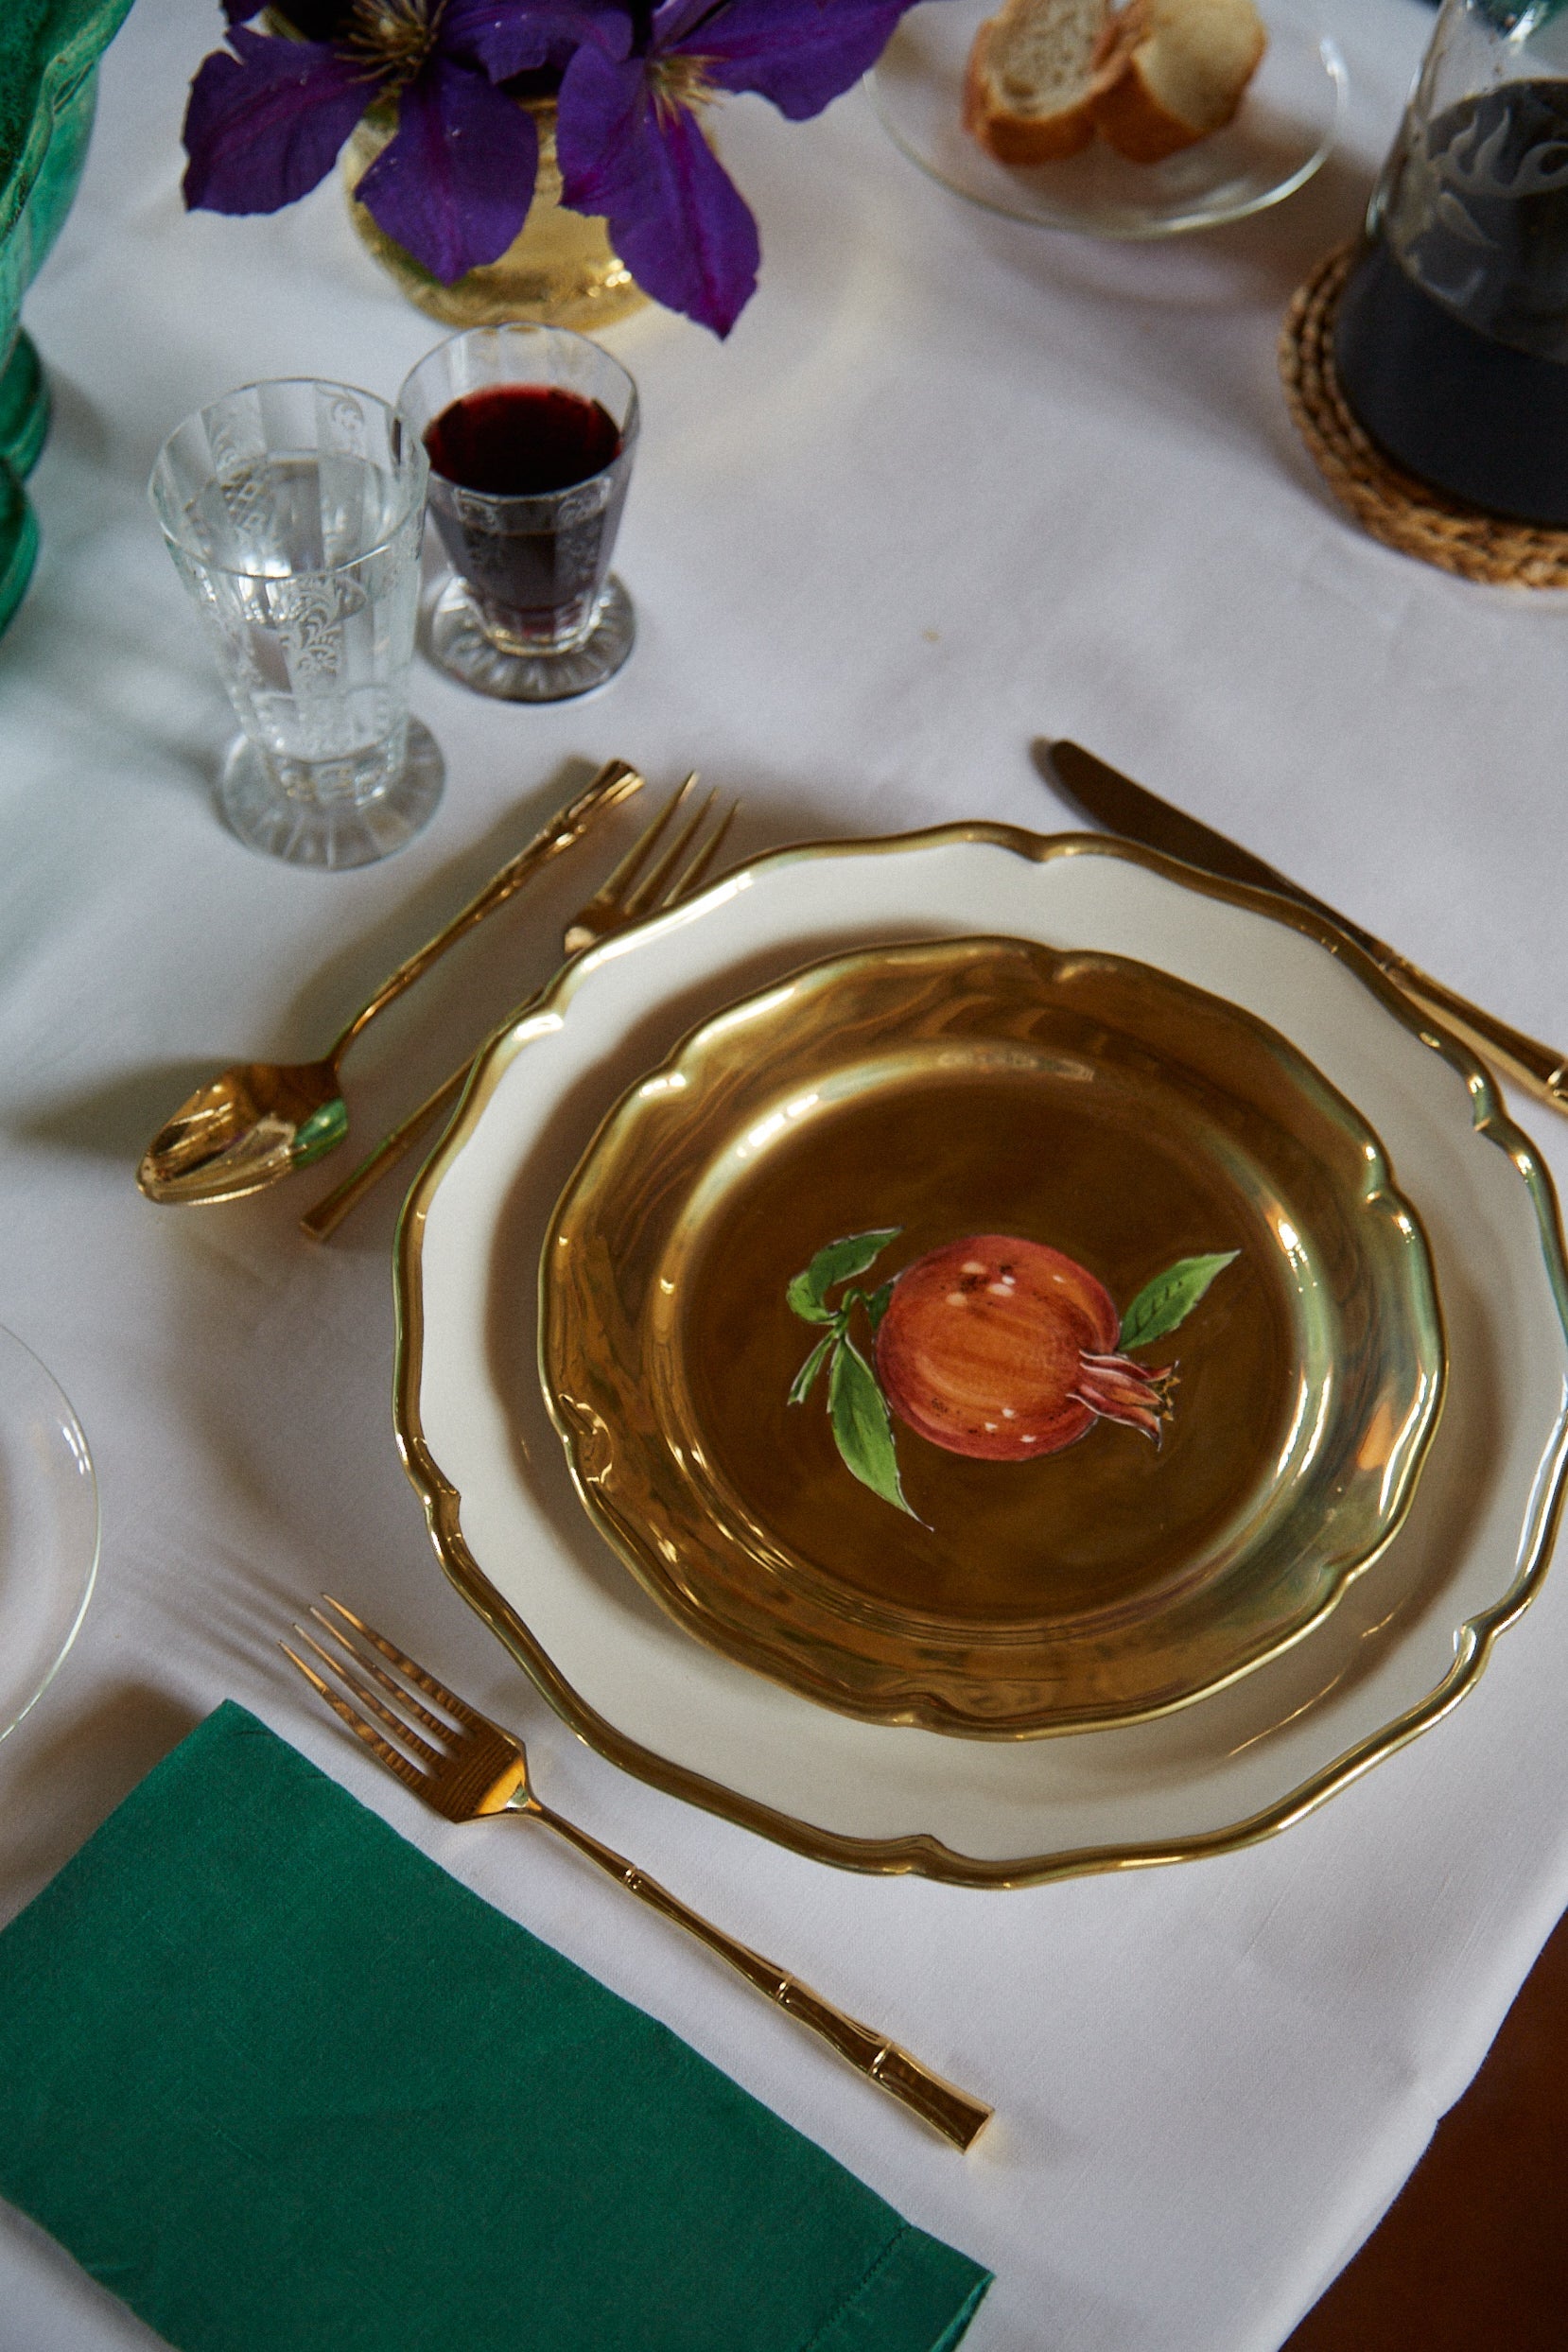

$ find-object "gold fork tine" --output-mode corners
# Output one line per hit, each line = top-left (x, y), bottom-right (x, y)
(660, 798), (738, 908)
(290, 1626), (446, 1770)
(559, 775), (699, 953)
(281, 1640), (432, 1798)
(558, 774), (701, 956)
(589, 771), (696, 899)
(617, 786), (720, 920)
(318, 1595), (494, 1734)
(305, 1606), (457, 1746)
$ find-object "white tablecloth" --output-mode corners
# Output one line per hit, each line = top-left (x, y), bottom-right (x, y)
(5, 3), (1567, 2345)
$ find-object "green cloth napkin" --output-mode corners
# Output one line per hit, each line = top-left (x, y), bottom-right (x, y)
(0, 1703), (990, 2352)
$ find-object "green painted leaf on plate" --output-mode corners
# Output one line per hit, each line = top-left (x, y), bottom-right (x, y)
(1118, 1251), (1239, 1350)
(828, 1336), (915, 1517)
(787, 1330), (837, 1406)
(786, 1228), (901, 1325)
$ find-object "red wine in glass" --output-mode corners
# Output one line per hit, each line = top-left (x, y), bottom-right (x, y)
(422, 383), (630, 646)
(424, 383), (621, 495)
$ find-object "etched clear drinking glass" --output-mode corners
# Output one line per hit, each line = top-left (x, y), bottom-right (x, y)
(397, 324), (638, 703)
(149, 378), (442, 869)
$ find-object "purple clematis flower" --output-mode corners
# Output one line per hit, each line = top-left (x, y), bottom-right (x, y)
(556, 0), (929, 337)
(183, 1), (631, 285)
(183, 0), (932, 332)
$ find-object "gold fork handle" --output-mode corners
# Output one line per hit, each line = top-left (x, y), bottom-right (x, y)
(325, 760), (643, 1063)
(525, 1799), (992, 2153)
(300, 1055), (474, 1242)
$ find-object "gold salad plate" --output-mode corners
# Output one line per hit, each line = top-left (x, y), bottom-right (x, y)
(541, 936), (1445, 1736)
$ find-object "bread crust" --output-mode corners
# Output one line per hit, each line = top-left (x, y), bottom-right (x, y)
(1090, 0), (1266, 163)
(963, 11), (1101, 166)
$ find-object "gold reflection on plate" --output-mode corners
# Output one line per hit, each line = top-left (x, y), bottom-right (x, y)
(540, 937), (1445, 1736)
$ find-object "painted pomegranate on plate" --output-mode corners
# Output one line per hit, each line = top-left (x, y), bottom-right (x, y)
(785, 1226), (1236, 1519)
(874, 1236), (1174, 1461)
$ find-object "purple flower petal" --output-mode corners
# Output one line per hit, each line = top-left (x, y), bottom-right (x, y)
(443, 0), (633, 79)
(221, 0), (263, 22)
(554, 48), (643, 207)
(557, 45), (758, 334)
(355, 57), (539, 282)
(673, 0), (922, 119)
(182, 26), (373, 216)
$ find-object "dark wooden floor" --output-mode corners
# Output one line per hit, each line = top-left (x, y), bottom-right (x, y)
(1282, 1907), (1568, 2348)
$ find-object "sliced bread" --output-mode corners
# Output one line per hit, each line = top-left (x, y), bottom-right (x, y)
(1090, 0), (1267, 163)
(963, 0), (1116, 166)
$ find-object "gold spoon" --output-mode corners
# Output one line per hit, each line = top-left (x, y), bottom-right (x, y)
(136, 758), (644, 1207)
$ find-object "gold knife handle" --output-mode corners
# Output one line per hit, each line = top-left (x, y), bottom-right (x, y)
(528, 1800), (993, 2152)
(1372, 956), (1568, 1114)
(326, 760), (644, 1061)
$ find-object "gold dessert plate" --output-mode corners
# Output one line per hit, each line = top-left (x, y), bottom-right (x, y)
(540, 936), (1444, 1736)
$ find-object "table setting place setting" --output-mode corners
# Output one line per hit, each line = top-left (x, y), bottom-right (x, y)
(5, 0), (1568, 2345)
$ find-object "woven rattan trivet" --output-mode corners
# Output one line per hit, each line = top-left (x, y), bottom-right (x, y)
(1281, 241), (1568, 589)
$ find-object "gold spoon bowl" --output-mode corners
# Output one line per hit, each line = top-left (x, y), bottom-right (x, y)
(138, 1060), (350, 1206)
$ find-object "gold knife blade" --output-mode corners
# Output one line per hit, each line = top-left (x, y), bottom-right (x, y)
(1041, 739), (1568, 1118)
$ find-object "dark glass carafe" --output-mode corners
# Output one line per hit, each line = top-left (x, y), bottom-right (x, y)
(1334, 0), (1568, 525)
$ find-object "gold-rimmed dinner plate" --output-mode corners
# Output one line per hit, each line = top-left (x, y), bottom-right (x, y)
(395, 828), (1568, 1887)
(541, 936), (1444, 1736)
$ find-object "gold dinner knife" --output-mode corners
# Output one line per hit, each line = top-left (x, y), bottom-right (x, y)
(1043, 739), (1568, 1119)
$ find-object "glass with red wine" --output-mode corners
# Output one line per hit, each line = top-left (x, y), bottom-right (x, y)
(397, 325), (638, 701)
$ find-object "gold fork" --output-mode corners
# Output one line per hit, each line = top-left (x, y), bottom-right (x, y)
(284, 1599), (993, 2153)
(299, 775), (735, 1242)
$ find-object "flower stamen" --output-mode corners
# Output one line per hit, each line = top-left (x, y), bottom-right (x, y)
(649, 51), (716, 125)
(341, 0), (444, 89)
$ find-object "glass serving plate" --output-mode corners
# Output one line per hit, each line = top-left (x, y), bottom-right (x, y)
(0, 1323), (99, 1740)
(395, 829), (1568, 1887)
(868, 0), (1346, 241)
(541, 935), (1443, 1737)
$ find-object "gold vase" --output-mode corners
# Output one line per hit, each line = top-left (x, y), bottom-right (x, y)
(342, 101), (647, 331)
